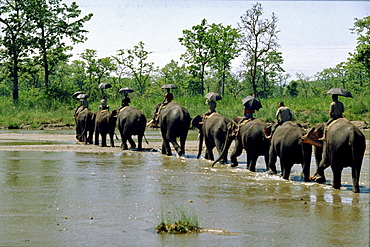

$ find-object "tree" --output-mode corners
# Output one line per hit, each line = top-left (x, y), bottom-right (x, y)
(0, 0), (33, 101)
(258, 51), (284, 98)
(238, 3), (280, 97)
(208, 23), (241, 96)
(350, 16), (370, 72)
(80, 49), (116, 98)
(113, 41), (154, 96)
(27, 0), (92, 90)
(179, 19), (214, 95)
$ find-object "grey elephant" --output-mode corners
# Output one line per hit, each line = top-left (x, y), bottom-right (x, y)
(152, 102), (191, 156)
(268, 121), (312, 181)
(75, 108), (95, 144)
(303, 118), (365, 193)
(95, 110), (117, 147)
(212, 117), (270, 171)
(117, 106), (147, 150)
(192, 113), (231, 163)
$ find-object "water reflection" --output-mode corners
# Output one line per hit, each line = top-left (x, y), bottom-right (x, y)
(0, 142), (368, 246)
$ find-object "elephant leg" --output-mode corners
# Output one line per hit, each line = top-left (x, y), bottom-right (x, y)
(248, 156), (258, 172)
(179, 133), (188, 156)
(230, 139), (243, 167)
(281, 164), (292, 180)
(109, 132), (115, 147)
(268, 147), (277, 175)
(101, 133), (107, 147)
(205, 139), (215, 161)
(120, 130), (128, 150)
(128, 136), (136, 149)
(263, 152), (269, 171)
(352, 165), (361, 193)
(162, 141), (171, 155)
(137, 134), (143, 151)
(215, 139), (226, 164)
(313, 159), (328, 184)
(331, 166), (343, 190)
(94, 129), (100, 146)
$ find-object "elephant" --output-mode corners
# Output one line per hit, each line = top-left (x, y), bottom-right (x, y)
(211, 117), (270, 171)
(192, 113), (231, 163)
(117, 106), (147, 150)
(152, 101), (191, 156)
(94, 110), (117, 147)
(268, 121), (312, 181)
(75, 108), (95, 144)
(303, 118), (365, 193)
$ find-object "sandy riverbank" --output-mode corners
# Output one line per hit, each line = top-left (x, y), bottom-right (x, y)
(0, 132), (368, 157)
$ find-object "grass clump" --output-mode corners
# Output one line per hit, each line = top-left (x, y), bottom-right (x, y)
(156, 204), (200, 234)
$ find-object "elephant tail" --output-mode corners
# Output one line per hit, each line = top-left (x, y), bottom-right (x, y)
(348, 129), (356, 168)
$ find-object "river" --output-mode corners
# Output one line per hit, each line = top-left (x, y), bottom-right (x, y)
(0, 129), (368, 246)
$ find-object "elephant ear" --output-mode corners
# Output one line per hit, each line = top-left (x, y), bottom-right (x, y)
(302, 124), (324, 147)
(191, 115), (203, 130)
(228, 120), (238, 137)
(264, 125), (272, 137)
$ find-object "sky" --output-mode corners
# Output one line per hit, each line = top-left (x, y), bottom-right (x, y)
(65, 0), (370, 79)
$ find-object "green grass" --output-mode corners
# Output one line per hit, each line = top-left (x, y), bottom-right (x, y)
(156, 204), (200, 234)
(0, 94), (368, 129)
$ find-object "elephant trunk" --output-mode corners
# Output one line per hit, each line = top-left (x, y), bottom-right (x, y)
(197, 132), (204, 159)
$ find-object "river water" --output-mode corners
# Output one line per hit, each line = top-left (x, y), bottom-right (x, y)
(0, 130), (369, 246)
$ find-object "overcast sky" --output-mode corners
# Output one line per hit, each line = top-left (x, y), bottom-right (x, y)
(66, 0), (370, 78)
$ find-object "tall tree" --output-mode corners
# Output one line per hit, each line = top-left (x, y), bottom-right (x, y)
(113, 41), (154, 96)
(208, 23), (241, 96)
(80, 49), (116, 98)
(179, 18), (214, 95)
(238, 3), (280, 97)
(350, 16), (370, 72)
(27, 0), (92, 90)
(0, 0), (33, 101)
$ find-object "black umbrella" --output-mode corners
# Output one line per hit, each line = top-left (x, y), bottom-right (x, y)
(98, 83), (112, 89)
(119, 87), (134, 94)
(326, 88), (353, 98)
(161, 84), (177, 89)
(76, 93), (89, 99)
(72, 91), (84, 98)
(241, 96), (262, 111)
(205, 92), (222, 101)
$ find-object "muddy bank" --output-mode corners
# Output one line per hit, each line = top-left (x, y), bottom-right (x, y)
(0, 132), (368, 156)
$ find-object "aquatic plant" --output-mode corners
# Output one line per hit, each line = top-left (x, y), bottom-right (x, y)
(156, 204), (200, 234)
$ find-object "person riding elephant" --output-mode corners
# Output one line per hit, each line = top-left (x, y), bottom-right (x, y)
(117, 106), (147, 150)
(269, 101), (292, 138)
(320, 94), (344, 140)
(192, 113), (231, 164)
(95, 110), (117, 147)
(75, 108), (95, 144)
(74, 96), (89, 117)
(211, 117), (270, 171)
(302, 118), (365, 193)
(268, 121), (312, 182)
(151, 101), (191, 156)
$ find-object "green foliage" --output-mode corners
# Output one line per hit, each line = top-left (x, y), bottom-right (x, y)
(156, 204), (199, 234)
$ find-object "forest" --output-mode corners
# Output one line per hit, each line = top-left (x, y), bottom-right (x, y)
(0, 1), (369, 128)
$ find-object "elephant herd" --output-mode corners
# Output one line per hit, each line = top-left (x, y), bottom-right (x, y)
(74, 102), (366, 193)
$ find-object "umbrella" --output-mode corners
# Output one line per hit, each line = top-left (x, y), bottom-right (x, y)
(72, 91), (84, 98)
(241, 96), (262, 111)
(98, 83), (112, 89)
(119, 87), (134, 94)
(161, 84), (177, 89)
(326, 88), (353, 98)
(76, 93), (89, 99)
(205, 92), (222, 101)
